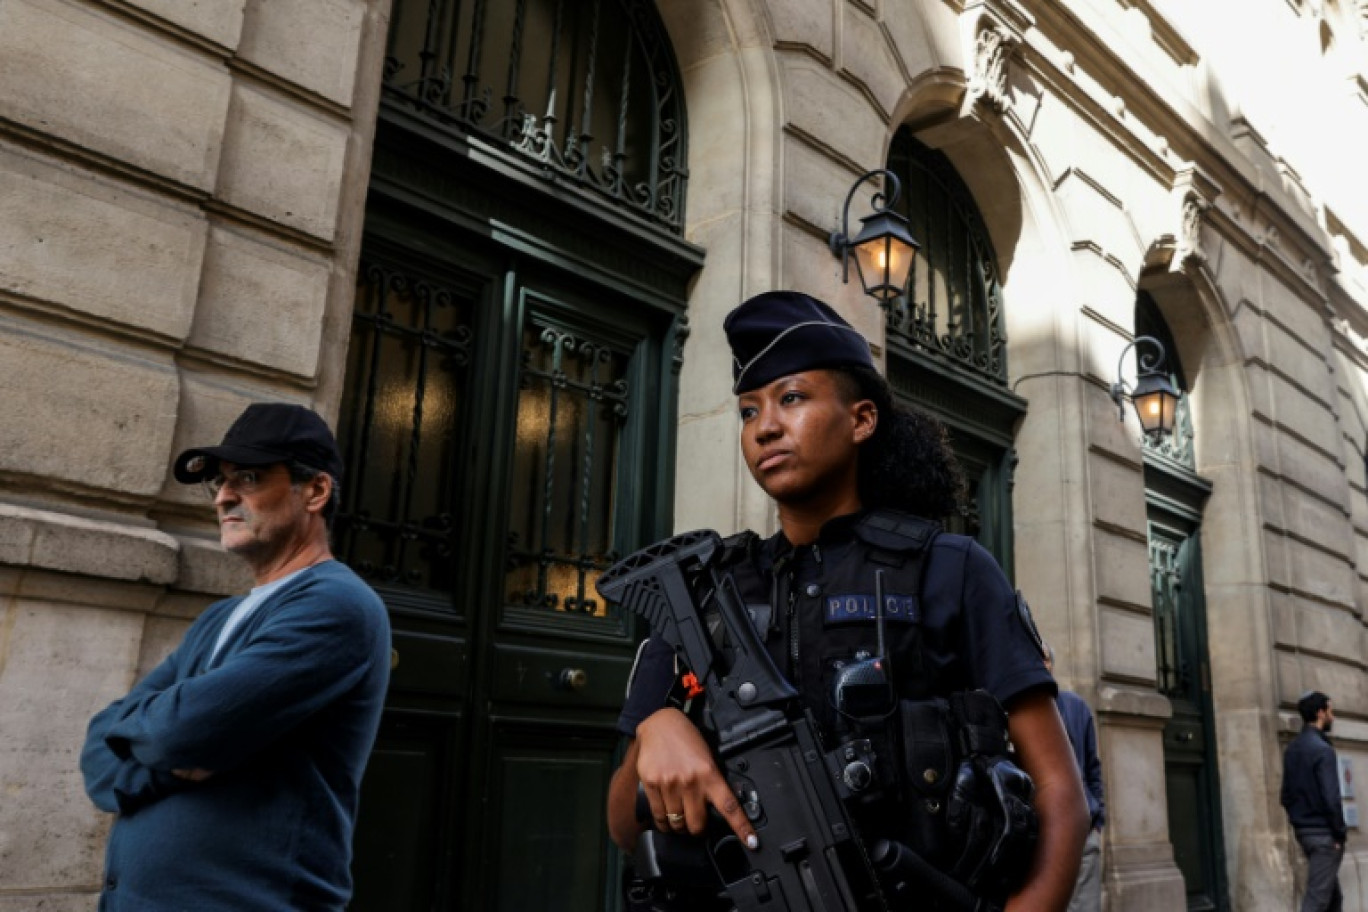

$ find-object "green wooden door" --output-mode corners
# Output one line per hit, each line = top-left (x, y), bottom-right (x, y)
(1137, 292), (1227, 911)
(340, 235), (685, 910)
(339, 1), (697, 906)
(1147, 495), (1228, 911)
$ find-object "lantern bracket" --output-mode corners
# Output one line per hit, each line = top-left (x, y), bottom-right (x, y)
(828, 168), (920, 304)
(828, 168), (901, 265)
(1109, 334), (1180, 438)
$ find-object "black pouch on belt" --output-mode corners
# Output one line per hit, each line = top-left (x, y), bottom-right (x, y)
(897, 696), (956, 864)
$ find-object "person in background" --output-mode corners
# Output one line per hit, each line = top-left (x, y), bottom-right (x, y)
(1282, 690), (1346, 912)
(81, 403), (391, 912)
(1043, 643), (1106, 912)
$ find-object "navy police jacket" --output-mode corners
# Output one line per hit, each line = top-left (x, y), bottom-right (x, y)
(618, 509), (1056, 743)
(1281, 725), (1346, 842)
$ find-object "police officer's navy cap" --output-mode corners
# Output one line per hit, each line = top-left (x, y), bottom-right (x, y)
(724, 290), (876, 394)
(173, 402), (345, 484)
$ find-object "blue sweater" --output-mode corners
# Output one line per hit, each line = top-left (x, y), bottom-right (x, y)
(81, 561), (390, 911)
(1057, 689), (1106, 831)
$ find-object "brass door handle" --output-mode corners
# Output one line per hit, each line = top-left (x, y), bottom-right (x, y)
(558, 668), (588, 691)
(390, 648), (400, 671)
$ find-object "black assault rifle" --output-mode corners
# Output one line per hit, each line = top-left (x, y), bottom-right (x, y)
(597, 530), (889, 911)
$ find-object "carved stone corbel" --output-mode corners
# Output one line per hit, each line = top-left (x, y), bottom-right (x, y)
(1177, 193), (1209, 266)
(1168, 166), (1221, 272)
(969, 23), (1018, 114)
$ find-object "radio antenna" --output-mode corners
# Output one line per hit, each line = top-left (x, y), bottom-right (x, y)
(874, 569), (888, 659)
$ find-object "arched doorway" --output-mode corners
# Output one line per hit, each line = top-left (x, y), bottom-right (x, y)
(1137, 291), (1229, 911)
(339, 2), (700, 907)
(883, 129), (1026, 568)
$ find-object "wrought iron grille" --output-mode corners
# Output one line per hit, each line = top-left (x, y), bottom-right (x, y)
(1147, 392), (1194, 466)
(1149, 534), (1190, 698)
(382, 0), (688, 232)
(335, 257), (473, 594)
(505, 319), (629, 618)
(884, 129), (1007, 385)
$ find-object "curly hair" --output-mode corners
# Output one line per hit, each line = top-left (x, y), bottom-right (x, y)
(832, 366), (965, 521)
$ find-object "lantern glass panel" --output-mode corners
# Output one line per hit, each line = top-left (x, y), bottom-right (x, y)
(852, 234), (916, 300)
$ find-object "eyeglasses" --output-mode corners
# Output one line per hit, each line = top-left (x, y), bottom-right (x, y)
(202, 467), (274, 498)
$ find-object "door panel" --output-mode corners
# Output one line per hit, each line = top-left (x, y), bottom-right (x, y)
(486, 728), (621, 912)
(464, 282), (658, 905)
(490, 644), (634, 710)
(1149, 520), (1227, 911)
(352, 710), (463, 912)
(388, 630), (468, 697)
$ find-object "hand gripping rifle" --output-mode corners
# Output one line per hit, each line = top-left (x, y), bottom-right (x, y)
(596, 530), (888, 912)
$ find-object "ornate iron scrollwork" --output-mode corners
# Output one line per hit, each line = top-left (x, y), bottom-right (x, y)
(381, 0), (688, 233)
(504, 321), (630, 617)
(1149, 535), (1190, 698)
(885, 131), (1008, 387)
(336, 259), (473, 595)
(1144, 390), (1195, 467)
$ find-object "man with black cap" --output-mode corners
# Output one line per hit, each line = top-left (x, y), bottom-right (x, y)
(1282, 690), (1346, 911)
(605, 291), (1086, 911)
(81, 402), (390, 912)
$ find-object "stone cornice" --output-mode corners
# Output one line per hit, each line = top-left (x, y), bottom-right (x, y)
(1112, 0), (1198, 68)
(0, 502), (178, 585)
(1096, 684), (1172, 726)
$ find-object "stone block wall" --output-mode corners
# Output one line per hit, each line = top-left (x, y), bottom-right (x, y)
(0, 0), (391, 904)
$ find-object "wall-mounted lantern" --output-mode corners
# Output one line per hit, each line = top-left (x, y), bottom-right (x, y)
(828, 168), (920, 304)
(1110, 335), (1181, 439)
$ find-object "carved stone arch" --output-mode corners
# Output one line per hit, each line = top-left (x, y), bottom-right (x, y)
(888, 115), (1027, 284)
(1135, 260), (1294, 910)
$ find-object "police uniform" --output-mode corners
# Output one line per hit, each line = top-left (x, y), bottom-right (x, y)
(617, 511), (1055, 873)
(614, 291), (1055, 909)
(617, 514), (1054, 738)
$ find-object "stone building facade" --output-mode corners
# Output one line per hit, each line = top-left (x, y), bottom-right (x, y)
(1, 0), (1367, 910)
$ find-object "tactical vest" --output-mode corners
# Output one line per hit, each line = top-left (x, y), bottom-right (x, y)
(635, 511), (1036, 911)
(715, 511), (968, 863)
(719, 510), (941, 731)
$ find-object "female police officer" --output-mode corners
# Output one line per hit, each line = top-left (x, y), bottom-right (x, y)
(606, 290), (1087, 910)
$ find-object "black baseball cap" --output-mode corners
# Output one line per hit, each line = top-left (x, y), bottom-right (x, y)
(724, 290), (876, 394)
(173, 403), (344, 484)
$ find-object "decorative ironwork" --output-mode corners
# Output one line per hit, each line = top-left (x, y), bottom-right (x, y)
(1147, 391), (1195, 465)
(884, 129), (1008, 386)
(381, 0), (688, 232)
(953, 495), (982, 540)
(505, 320), (630, 618)
(669, 314), (690, 375)
(1150, 534), (1190, 699)
(335, 258), (473, 594)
